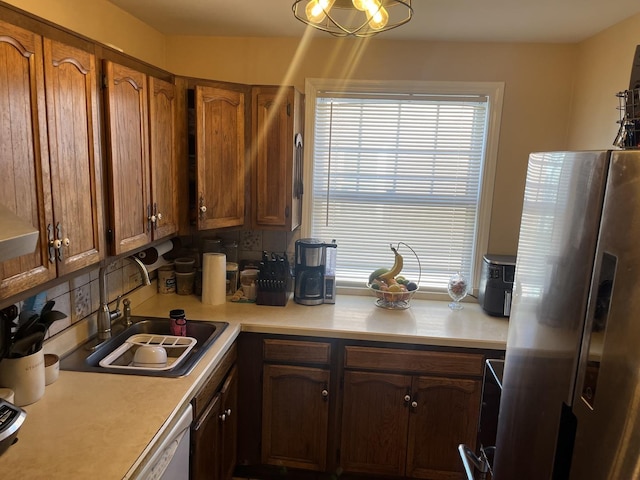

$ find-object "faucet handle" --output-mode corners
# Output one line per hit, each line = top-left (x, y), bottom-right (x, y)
(114, 294), (122, 312)
(123, 298), (132, 327)
(109, 294), (123, 322)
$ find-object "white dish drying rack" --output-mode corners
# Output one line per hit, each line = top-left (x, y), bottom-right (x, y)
(99, 334), (197, 371)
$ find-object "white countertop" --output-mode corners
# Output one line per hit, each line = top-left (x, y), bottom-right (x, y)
(0, 293), (508, 479)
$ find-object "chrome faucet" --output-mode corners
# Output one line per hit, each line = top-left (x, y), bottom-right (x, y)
(96, 256), (151, 343)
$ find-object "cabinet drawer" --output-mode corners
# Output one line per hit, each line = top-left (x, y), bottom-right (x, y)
(344, 346), (483, 377)
(263, 339), (331, 365)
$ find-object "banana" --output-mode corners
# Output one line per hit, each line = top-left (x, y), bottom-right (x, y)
(379, 246), (403, 281)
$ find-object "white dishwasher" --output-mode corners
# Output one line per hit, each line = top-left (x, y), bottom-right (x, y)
(135, 403), (193, 480)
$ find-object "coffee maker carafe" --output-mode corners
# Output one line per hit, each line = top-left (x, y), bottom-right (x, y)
(294, 238), (337, 306)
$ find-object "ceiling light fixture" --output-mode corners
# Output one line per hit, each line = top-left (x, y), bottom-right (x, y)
(292, 0), (412, 38)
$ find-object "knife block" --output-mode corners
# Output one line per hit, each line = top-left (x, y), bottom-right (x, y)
(256, 278), (291, 306)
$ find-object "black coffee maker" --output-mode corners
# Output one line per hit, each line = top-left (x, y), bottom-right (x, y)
(294, 238), (337, 306)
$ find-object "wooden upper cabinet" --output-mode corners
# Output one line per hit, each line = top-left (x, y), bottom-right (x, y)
(148, 76), (178, 240)
(251, 86), (304, 231)
(43, 38), (104, 276)
(0, 21), (55, 297)
(195, 85), (246, 230)
(103, 60), (151, 255)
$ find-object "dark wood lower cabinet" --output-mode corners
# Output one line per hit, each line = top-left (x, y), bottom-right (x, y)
(261, 364), (330, 471)
(340, 347), (484, 480)
(406, 376), (481, 479)
(191, 345), (237, 480)
(192, 390), (223, 478)
(340, 370), (411, 476)
(236, 334), (494, 480)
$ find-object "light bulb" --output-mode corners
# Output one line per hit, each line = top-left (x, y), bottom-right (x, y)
(305, 0), (335, 23)
(365, 1), (389, 30)
(352, 0), (369, 11)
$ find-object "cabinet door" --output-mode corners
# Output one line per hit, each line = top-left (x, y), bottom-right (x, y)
(148, 76), (178, 240)
(103, 60), (151, 255)
(43, 38), (104, 275)
(252, 86), (302, 231)
(195, 85), (245, 230)
(191, 392), (223, 480)
(262, 364), (330, 471)
(340, 370), (411, 477)
(220, 365), (238, 480)
(406, 376), (482, 479)
(0, 20), (56, 297)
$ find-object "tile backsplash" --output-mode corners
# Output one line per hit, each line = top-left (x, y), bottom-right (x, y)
(5, 228), (302, 356)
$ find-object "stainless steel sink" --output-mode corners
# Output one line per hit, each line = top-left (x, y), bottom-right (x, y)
(60, 316), (228, 377)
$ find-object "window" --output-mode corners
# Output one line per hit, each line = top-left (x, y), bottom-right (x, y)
(302, 79), (504, 295)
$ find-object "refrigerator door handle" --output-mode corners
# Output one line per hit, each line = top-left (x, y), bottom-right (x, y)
(574, 251), (617, 410)
(458, 444), (488, 480)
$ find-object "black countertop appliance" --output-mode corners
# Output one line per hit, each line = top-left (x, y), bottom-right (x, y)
(477, 254), (516, 317)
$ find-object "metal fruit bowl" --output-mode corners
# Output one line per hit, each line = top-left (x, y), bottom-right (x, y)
(366, 283), (418, 310)
(366, 242), (421, 310)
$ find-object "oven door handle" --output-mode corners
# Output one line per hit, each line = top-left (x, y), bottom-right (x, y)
(458, 444), (488, 480)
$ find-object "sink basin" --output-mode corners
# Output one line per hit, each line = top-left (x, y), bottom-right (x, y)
(60, 317), (228, 377)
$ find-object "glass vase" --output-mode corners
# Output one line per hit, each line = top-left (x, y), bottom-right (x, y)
(447, 272), (469, 310)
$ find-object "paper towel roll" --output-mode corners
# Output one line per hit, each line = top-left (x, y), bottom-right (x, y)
(202, 253), (227, 305)
(136, 240), (174, 265)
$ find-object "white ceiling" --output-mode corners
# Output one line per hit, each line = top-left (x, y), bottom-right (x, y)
(107, 0), (640, 43)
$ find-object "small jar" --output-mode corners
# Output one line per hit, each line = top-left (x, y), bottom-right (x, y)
(175, 271), (196, 295)
(169, 309), (187, 336)
(158, 265), (176, 294)
(223, 241), (239, 264)
(226, 262), (239, 295)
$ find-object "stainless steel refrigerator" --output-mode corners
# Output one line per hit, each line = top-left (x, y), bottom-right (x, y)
(493, 149), (640, 479)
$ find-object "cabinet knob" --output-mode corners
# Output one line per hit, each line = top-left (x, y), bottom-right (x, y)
(411, 401), (418, 408)
(404, 394), (411, 403)
(219, 413), (226, 422)
(62, 237), (70, 247)
(148, 214), (157, 223)
(156, 212), (163, 221)
(200, 205), (207, 213)
(51, 239), (62, 249)
(321, 389), (329, 398)
(225, 408), (232, 417)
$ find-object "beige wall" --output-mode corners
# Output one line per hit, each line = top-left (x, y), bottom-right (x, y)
(3, 0), (167, 68)
(8, 0), (638, 257)
(168, 37), (577, 255)
(567, 13), (640, 149)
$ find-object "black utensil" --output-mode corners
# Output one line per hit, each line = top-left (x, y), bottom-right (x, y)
(31, 323), (48, 352)
(40, 300), (55, 316)
(39, 310), (67, 334)
(0, 310), (11, 361)
(9, 331), (44, 358)
(14, 314), (40, 341)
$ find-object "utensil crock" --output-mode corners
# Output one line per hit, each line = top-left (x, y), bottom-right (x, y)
(0, 348), (45, 406)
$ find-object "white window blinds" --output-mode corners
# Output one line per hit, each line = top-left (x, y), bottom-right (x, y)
(309, 88), (492, 291)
